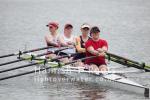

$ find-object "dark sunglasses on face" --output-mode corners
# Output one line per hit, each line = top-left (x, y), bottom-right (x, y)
(49, 26), (54, 29)
(93, 32), (100, 35)
(82, 27), (89, 31)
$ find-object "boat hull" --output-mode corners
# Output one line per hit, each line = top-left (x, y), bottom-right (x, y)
(46, 64), (149, 98)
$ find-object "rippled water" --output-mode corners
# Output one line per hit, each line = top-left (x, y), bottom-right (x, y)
(0, 0), (150, 100)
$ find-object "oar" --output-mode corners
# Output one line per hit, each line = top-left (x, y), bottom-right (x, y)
(106, 52), (139, 64)
(0, 46), (54, 59)
(0, 55), (96, 81)
(106, 52), (150, 72)
(0, 47), (70, 66)
(0, 52), (79, 73)
(0, 52), (49, 66)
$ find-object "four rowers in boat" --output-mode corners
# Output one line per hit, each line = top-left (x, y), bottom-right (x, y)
(45, 22), (108, 71)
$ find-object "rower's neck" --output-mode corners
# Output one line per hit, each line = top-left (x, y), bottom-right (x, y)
(92, 38), (99, 42)
(51, 32), (57, 37)
(81, 34), (88, 42)
(64, 33), (71, 38)
(82, 34), (88, 38)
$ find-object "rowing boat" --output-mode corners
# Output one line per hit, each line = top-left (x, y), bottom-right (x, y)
(24, 53), (149, 97)
(0, 46), (149, 98)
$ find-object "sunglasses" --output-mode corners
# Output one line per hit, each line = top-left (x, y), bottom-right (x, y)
(82, 27), (89, 30)
(49, 26), (54, 29)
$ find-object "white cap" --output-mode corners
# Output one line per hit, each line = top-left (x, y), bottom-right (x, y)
(81, 23), (90, 29)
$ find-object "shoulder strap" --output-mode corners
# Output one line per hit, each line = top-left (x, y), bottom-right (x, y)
(88, 36), (91, 40)
(80, 35), (84, 43)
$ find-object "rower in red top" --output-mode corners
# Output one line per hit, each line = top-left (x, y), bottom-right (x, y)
(85, 26), (108, 71)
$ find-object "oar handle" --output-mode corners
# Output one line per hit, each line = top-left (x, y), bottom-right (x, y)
(64, 56), (97, 65)
(54, 47), (72, 53)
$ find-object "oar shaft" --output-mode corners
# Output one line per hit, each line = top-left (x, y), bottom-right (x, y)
(0, 63), (38, 73)
(0, 52), (77, 73)
(0, 59), (23, 66)
(106, 52), (150, 72)
(106, 52), (139, 64)
(0, 67), (46, 81)
(0, 52), (49, 66)
(0, 47), (70, 66)
(22, 46), (53, 54)
(0, 54), (15, 58)
(0, 55), (96, 81)
(0, 46), (53, 59)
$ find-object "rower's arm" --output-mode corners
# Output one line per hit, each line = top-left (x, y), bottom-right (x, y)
(58, 36), (75, 47)
(45, 36), (59, 47)
(75, 37), (85, 53)
(87, 46), (101, 56)
(97, 40), (108, 53)
(97, 46), (108, 53)
(102, 46), (108, 52)
(58, 36), (68, 47)
(66, 36), (76, 46)
(95, 47), (107, 57)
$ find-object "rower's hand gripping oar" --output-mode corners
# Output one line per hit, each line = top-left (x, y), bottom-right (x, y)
(0, 46), (54, 59)
(0, 47), (70, 66)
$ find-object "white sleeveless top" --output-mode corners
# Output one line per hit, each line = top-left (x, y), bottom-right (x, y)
(62, 34), (75, 44)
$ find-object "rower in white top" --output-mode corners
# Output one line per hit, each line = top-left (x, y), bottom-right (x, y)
(59, 23), (75, 47)
(58, 23), (76, 62)
(58, 23), (76, 55)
